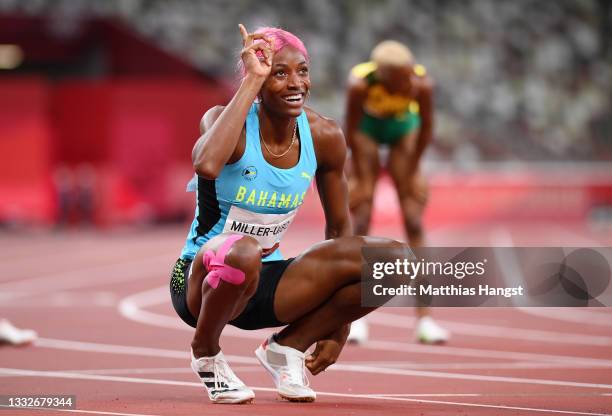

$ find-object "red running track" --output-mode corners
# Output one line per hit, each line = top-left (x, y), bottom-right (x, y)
(1, 220), (612, 416)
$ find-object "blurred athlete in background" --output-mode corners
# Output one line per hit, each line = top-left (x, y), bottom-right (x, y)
(344, 40), (449, 344)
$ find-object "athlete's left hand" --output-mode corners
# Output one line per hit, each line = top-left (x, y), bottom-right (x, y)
(305, 339), (344, 375)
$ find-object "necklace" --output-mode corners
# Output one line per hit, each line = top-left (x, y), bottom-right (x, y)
(259, 120), (298, 159)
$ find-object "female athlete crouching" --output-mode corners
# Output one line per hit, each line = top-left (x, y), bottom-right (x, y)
(169, 24), (405, 404)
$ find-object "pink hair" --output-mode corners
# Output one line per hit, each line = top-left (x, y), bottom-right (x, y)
(238, 27), (309, 77)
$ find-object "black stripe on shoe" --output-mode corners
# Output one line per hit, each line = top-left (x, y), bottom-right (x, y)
(211, 389), (239, 397)
(205, 381), (229, 389)
(197, 371), (214, 378)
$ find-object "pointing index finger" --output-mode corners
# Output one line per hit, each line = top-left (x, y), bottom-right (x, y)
(238, 23), (249, 45)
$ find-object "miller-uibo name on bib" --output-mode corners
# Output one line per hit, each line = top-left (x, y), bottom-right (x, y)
(222, 205), (297, 256)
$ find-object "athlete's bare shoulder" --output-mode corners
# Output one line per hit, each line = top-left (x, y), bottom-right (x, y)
(305, 107), (344, 145)
(348, 73), (369, 91)
(199, 105), (226, 134)
(304, 107), (346, 170)
(413, 66), (435, 98)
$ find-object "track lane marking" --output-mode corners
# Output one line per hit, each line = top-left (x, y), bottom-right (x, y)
(118, 285), (612, 347)
(31, 338), (612, 390)
(1, 368), (610, 416)
(0, 406), (161, 416)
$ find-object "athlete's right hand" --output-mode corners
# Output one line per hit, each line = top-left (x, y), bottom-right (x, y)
(239, 24), (274, 79)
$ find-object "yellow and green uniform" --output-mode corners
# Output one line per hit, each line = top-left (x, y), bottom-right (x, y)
(352, 61), (426, 145)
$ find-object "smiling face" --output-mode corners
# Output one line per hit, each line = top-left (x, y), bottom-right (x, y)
(259, 46), (311, 117)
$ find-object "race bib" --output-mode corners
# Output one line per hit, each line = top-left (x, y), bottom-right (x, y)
(222, 205), (297, 255)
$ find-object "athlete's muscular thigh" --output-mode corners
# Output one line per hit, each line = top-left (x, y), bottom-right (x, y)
(186, 233), (259, 319)
(387, 130), (416, 188)
(273, 236), (395, 323)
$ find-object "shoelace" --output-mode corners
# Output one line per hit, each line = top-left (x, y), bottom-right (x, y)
(212, 357), (242, 391)
(282, 351), (310, 387)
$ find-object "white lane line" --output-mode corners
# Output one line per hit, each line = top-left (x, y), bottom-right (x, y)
(360, 394), (612, 416)
(66, 367), (192, 375)
(0, 257), (173, 302)
(59, 362), (597, 375)
(0, 405), (160, 416)
(348, 361), (599, 370)
(63, 362), (596, 375)
(117, 286), (612, 366)
(518, 308), (612, 328)
(365, 339), (612, 367)
(1, 368), (610, 416)
(67, 366), (260, 375)
(514, 224), (612, 326)
(2, 291), (118, 307)
(377, 392), (612, 398)
(369, 393), (612, 397)
(0, 256), (164, 291)
(491, 227), (531, 309)
(334, 363), (612, 390)
(119, 284), (612, 347)
(493, 225), (612, 328)
(34, 338), (255, 365)
(32, 338), (612, 390)
(368, 311), (612, 347)
(118, 285), (277, 340)
(370, 393), (481, 397)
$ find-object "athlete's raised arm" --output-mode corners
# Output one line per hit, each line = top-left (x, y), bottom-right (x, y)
(409, 76), (434, 175)
(192, 24), (273, 179)
(344, 73), (368, 150)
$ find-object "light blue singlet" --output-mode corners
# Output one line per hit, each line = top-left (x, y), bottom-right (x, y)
(180, 103), (317, 262)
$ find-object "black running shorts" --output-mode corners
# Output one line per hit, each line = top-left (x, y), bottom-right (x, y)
(169, 257), (294, 330)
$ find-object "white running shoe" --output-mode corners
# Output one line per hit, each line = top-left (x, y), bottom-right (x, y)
(191, 350), (254, 404)
(415, 317), (450, 344)
(255, 335), (316, 402)
(347, 318), (369, 345)
(0, 320), (37, 345)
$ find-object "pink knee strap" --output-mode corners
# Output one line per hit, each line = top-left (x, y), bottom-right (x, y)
(203, 235), (245, 289)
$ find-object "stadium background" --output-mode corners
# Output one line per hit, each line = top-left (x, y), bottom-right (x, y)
(2, 2), (612, 415)
(1, 0), (611, 230)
